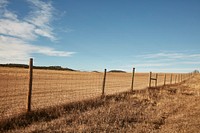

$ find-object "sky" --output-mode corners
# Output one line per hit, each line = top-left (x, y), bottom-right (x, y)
(0, 0), (200, 72)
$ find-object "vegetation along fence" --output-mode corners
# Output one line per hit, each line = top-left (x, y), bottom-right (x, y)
(0, 58), (193, 119)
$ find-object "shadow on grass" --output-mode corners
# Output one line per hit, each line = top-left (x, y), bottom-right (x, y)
(1, 83), (182, 132)
(0, 91), (139, 131)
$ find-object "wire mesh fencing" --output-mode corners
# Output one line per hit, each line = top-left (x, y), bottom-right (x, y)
(105, 72), (132, 95)
(0, 60), (192, 120)
(0, 67), (28, 119)
(32, 70), (103, 110)
(133, 73), (149, 90)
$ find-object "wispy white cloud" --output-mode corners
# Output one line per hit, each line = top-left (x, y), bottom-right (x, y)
(114, 51), (200, 72)
(0, 0), (75, 64)
(25, 0), (56, 41)
(179, 61), (200, 65)
(138, 52), (200, 60)
(147, 68), (198, 73)
(0, 36), (75, 64)
(0, 19), (36, 40)
(0, 0), (8, 8)
(3, 10), (17, 20)
(138, 52), (184, 59)
(134, 63), (171, 67)
(58, 27), (75, 33)
(0, 0), (55, 41)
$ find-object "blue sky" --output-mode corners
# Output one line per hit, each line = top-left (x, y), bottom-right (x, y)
(0, 0), (200, 72)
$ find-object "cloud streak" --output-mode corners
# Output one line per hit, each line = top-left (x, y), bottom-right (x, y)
(131, 51), (200, 72)
(0, 0), (74, 64)
(134, 63), (171, 67)
(138, 52), (200, 60)
(0, 36), (75, 64)
(25, 0), (56, 40)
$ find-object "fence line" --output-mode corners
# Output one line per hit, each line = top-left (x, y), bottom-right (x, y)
(0, 58), (194, 119)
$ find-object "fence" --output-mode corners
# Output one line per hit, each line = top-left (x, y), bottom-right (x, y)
(0, 58), (193, 119)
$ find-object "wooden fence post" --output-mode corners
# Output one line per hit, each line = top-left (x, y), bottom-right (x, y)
(149, 72), (152, 87)
(177, 74), (179, 83)
(164, 74), (166, 85)
(155, 73), (158, 87)
(131, 68), (135, 92)
(27, 58), (33, 112)
(181, 74), (182, 82)
(175, 75), (177, 83)
(170, 74), (172, 84)
(102, 69), (107, 96)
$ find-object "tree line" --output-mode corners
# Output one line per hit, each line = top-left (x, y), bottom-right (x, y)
(0, 64), (75, 71)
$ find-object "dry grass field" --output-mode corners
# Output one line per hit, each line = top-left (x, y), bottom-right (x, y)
(0, 67), (187, 120)
(0, 73), (199, 132)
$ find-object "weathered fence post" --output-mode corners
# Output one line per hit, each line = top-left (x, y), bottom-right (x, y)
(164, 74), (166, 85)
(131, 68), (135, 92)
(181, 74), (182, 82)
(27, 58), (33, 112)
(149, 72), (152, 87)
(155, 73), (158, 87)
(175, 75), (177, 83)
(177, 74), (179, 83)
(170, 74), (172, 84)
(102, 69), (107, 96)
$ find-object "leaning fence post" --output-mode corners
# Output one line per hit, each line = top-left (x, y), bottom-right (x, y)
(131, 68), (135, 92)
(155, 73), (158, 87)
(149, 72), (152, 87)
(102, 69), (107, 96)
(27, 58), (33, 112)
(164, 74), (166, 85)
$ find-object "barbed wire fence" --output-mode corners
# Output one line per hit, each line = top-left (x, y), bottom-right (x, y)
(0, 58), (193, 120)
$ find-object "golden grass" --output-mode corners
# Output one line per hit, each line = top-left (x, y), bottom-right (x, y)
(0, 67), (188, 119)
(0, 74), (199, 132)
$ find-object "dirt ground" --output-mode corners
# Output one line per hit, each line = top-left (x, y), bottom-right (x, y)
(0, 74), (199, 133)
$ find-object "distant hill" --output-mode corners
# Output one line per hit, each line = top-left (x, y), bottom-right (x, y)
(108, 70), (126, 73)
(92, 71), (100, 73)
(0, 63), (76, 71)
